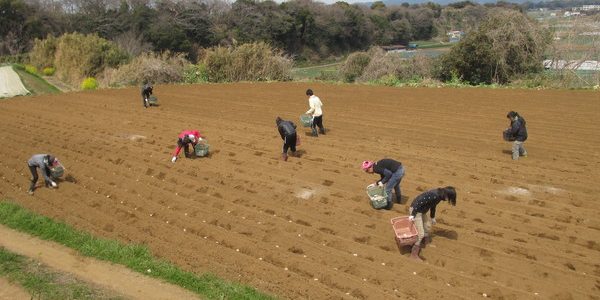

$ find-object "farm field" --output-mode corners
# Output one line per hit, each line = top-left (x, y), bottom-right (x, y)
(0, 83), (599, 299)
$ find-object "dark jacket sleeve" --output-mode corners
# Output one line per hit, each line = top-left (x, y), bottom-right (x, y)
(510, 120), (520, 136)
(277, 125), (285, 140)
(379, 169), (393, 185)
(430, 205), (437, 219)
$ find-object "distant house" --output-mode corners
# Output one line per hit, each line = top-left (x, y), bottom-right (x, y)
(447, 30), (464, 43)
(380, 45), (407, 53)
(543, 60), (600, 71)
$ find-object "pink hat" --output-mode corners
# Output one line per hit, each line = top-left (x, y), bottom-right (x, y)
(361, 160), (374, 171)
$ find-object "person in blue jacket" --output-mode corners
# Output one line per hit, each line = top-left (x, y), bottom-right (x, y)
(408, 186), (457, 261)
(361, 159), (405, 210)
(505, 111), (528, 160)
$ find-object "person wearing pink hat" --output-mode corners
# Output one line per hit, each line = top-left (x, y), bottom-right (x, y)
(171, 130), (205, 163)
(362, 158), (405, 209)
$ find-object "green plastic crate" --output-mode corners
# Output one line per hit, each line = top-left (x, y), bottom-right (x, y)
(194, 142), (210, 157)
(299, 114), (312, 127)
(148, 95), (158, 105)
(50, 166), (64, 179)
(366, 185), (388, 209)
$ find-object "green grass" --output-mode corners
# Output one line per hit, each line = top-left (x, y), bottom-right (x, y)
(0, 247), (123, 299)
(12, 64), (60, 95)
(291, 62), (341, 80)
(409, 40), (452, 49)
(0, 201), (275, 300)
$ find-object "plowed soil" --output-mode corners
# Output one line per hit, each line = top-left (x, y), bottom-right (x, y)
(0, 83), (599, 299)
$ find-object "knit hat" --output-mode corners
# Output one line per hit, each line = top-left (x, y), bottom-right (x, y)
(361, 160), (374, 171)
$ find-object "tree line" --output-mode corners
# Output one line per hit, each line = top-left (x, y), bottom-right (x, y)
(2, 0), (528, 61)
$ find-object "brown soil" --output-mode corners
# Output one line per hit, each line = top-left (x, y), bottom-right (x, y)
(0, 277), (30, 300)
(0, 225), (198, 299)
(0, 83), (599, 299)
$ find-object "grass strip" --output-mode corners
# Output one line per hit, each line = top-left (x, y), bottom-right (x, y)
(0, 247), (123, 299)
(0, 201), (275, 300)
(12, 64), (61, 95)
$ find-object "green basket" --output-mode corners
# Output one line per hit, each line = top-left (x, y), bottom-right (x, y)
(148, 95), (158, 105)
(366, 185), (388, 209)
(300, 114), (312, 127)
(50, 166), (64, 179)
(194, 142), (210, 157)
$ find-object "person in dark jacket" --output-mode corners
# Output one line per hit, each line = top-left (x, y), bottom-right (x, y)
(506, 111), (528, 160)
(408, 186), (457, 261)
(361, 159), (405, 209)
(27, 154), (59, 195)
(276, 117), (297, 161)
(141, 82), (153, 108)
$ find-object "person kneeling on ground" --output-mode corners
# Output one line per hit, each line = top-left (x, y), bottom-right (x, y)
(505, 111), (528, 160)
(361, 159), (405, 210)
(141, 81), (153, 108)
(408, 186), (457, 261)
(276, 117), (297, 161)
(171, 130), (204, 163)
(27, 154), (59, 195)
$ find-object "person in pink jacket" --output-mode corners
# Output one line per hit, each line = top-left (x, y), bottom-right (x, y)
(171, 130), (204, 163)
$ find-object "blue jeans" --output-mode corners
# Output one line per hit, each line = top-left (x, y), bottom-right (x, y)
(385, 166), (405, 209)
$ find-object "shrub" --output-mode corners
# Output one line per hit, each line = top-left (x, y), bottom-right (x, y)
(52, 33), (129, 85)
(339, 51), (371, 82)
(183, 63), (208, 84)
(436, 9), (552, 85)
(29, 35), (58, 70)
(358, 48), (403, 82)
(201, 42), (292, 82)
(102, 51), (188, 87)
(42, 67), (55, 76)
(80, 77), (98, 90)
(24, 64), (38, 75)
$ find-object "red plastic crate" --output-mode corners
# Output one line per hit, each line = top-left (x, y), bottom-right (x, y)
(390, 216), (418, 248)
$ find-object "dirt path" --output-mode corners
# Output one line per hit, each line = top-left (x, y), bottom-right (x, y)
(0, 277), (30, 300)
(0, 66), (29, 98)
(0, 83), (598, 299)
(0, 225), (198, 300)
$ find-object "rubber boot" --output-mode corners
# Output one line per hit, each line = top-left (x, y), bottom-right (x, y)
(311, 128), (318, 137)
(319, 127), (326, 135)
(410, 244), (423, 261)
(281, 153), (288, 161)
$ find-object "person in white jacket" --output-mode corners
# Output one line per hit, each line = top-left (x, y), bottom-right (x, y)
(305, 89), (325, 137)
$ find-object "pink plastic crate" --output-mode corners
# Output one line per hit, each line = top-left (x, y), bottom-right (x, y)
(390, 216), (418, 248)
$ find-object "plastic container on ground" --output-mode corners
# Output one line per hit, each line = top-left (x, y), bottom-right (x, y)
(390, 216), (418, 249)
(300, 114), (312, 127)
(366, 185), (388, 209)
(194, 141), (210, 157)
(50, 165), (64, 179)
(148, 96), (158, 106)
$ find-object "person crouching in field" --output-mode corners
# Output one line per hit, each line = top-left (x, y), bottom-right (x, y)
(408, 186), (457, 261)
(276, 117), (297, 161)
(361, 159), (405, 209)
(141, 82), (153, 108)
(171, 130), (204, 163)
(505, 111), (528, 160)
(27, 154), (59, 195)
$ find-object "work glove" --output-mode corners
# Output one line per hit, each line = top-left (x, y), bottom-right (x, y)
(431, 218), (437, 225)
(408, 215), (415, 222)
(367, 183), (375, 188)
(377, 181), (384, 187)
(171, 156), (177, 163)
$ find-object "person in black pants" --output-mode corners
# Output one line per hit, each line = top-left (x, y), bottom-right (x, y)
(276, 117), (297, 161)
(27, 154), (58, 195)
(361, 158), (405, 209)
(141, 82), (153, 108)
